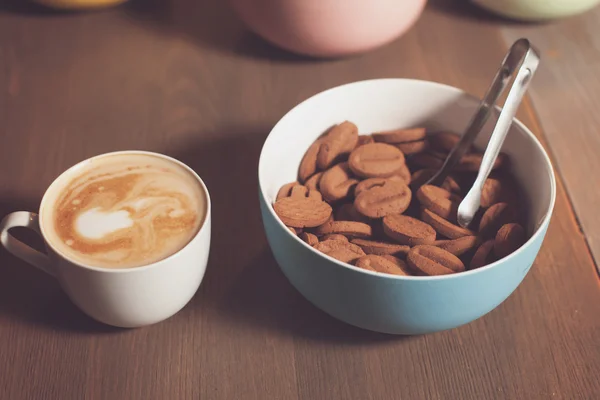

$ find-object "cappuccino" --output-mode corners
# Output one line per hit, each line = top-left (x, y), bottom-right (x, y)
(42, 153), (207, 269)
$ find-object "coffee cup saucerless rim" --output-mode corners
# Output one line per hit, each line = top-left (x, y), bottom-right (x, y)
(37, 150), (212, 274)
(259, 79), (557, 281)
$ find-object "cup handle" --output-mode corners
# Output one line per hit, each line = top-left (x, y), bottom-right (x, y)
(0, 211), (55, 277)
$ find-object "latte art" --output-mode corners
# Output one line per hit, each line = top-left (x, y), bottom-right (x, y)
(45, 154), (206, 269)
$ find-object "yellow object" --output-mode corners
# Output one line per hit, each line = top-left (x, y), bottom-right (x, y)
(32, 0), (128, 10)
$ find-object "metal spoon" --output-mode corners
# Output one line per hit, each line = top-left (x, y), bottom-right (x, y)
(424, 38), (540, 228)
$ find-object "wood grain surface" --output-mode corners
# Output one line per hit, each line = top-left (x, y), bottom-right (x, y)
(0, 1), (599, 399)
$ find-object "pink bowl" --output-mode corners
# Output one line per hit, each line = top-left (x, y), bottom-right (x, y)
(229, 0), (428, 58)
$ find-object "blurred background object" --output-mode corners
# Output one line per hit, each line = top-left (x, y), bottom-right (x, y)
(30, 0), (128, 10)
(229, 0), (427, 58)
(471, 0), (600, 21)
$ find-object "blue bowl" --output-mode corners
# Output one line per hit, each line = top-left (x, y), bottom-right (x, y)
(258, 79), (556, 335)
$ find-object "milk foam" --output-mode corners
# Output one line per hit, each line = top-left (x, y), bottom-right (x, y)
(75, 207), (133, 239)
(44, 153), (206, 269)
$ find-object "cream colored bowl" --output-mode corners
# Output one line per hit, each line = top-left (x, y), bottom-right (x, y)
(472, 0), (600, 20)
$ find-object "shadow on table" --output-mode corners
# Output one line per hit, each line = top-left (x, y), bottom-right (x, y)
(0, 0), (81, 15)
(222, 248), (412, 344)
(167, 133), (410, 345)
(0, 0), (312, 61)
(0, 198), (121, 334)
(122, 0), (321, 63)
(0, 0), (278, 61)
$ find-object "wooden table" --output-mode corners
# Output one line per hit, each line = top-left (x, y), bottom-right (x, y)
(1, 0), (599, 398)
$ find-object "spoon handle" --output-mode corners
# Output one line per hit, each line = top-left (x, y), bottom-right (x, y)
(457, 39), (540, 228)
(426, 38), (537, 189)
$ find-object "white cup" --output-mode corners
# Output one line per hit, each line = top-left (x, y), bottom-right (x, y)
(0, 151), (211, 328)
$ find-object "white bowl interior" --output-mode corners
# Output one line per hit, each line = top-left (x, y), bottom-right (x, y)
(259, 79), (555, 241)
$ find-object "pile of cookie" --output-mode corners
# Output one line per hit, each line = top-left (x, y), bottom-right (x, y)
(272, 121), (526, 276)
